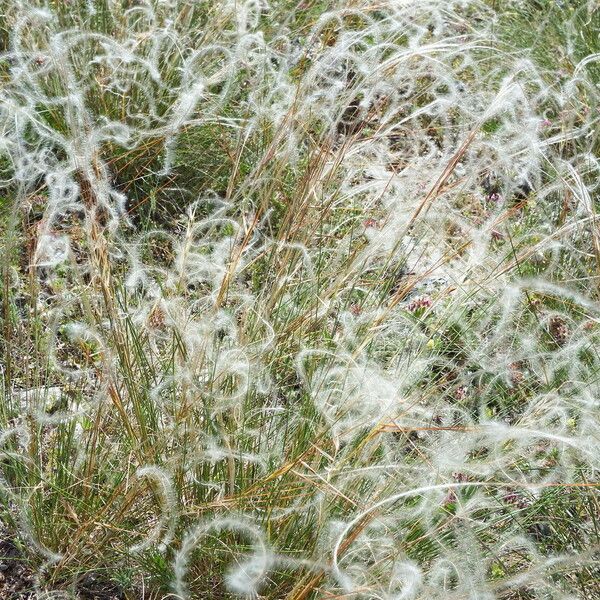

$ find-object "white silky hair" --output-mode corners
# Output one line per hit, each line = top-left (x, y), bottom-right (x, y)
(0, 0), (598, 598)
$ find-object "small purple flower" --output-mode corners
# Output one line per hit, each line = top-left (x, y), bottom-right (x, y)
(503, 490), (528, 509)
(488, 192), (502, 203)
(455, 385), (468, 401)
(407, 296), (433, 312)
(349, 303), (362, 316)
(541, 118), (552, 128)
(443, 490), (457, 505)
(363, 218), (379, 229)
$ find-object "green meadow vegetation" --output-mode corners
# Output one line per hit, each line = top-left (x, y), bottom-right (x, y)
(0, 1), (599, 598)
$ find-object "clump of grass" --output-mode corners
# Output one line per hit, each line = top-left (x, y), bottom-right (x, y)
(1, 1), (599, 599)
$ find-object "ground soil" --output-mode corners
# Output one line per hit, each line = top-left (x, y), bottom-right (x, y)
(0, 537), (35, 599)
(0, 528), (130, 599)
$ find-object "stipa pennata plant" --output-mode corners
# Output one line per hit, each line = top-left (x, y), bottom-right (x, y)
(0, 0), (599, 598)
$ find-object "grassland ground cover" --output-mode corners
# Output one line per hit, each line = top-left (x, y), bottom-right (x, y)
(0, 0), (599, 598)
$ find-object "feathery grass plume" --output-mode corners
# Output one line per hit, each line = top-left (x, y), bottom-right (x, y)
(0, 0), (599, 597)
